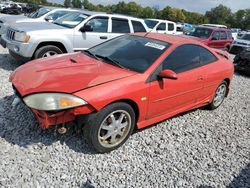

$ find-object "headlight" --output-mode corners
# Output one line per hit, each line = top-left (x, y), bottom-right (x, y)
(23, 93), (87, 111)
(14, 32), (30, 43)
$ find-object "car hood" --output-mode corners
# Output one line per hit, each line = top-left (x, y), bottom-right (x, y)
(10, 52), (136, 96)
(9, 22), (65, 32)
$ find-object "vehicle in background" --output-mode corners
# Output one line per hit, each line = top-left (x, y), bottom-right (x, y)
(1, 11), (148, 61)
(189, 26), (233, 50)
(202, 24), (227, 28)
(233, 47), (250, 75)
(144, 18), (177, 35)
(237, 30), (247, 38)
(176, 23), (183, 35)
(10, 33), (234, 153)
(1, 3), (22, 15)
(231, 28), (241, 40)
(23, 3), (41, 14)
(229, 32), (250, 54)
(0, 7), (80, 37)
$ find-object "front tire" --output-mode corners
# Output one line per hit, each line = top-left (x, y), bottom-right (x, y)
(208, 81), (228, 110)
(83, 102), (135, 153)
(34, 45), (63, 59)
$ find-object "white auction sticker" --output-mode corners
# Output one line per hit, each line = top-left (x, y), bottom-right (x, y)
(145, 42), (166, 50)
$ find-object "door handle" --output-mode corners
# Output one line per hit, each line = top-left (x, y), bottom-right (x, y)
(100, 36), (108, 40)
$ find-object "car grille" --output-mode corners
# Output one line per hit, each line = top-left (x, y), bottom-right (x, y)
(6, 29), (15, 40)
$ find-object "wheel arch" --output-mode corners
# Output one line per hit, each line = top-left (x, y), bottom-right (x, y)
(32, 41), (68, 59)
(223, 78), (231, 97)
(104, 99), (140, 127)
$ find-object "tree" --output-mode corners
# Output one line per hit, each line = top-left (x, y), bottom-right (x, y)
(72, 0), (82, 8)
(64, 0), (71, 8)
(205, 4), (232, 26)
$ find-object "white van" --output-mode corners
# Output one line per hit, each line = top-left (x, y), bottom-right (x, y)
(144, 18), (177, 35)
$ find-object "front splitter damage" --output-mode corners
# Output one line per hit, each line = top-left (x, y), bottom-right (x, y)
(31, 105), (95, 129)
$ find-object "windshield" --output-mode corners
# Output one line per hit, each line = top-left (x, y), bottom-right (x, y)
(27, 7), (51, 18)
(191, 27), (213, 39)
(241, 34), (250, 41)
(144, 19), (159, 29)
(87, 35), (170, 73)
(53, 12), (89, 28)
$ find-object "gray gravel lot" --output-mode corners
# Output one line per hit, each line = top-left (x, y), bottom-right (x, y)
(0, 45), (249, 188)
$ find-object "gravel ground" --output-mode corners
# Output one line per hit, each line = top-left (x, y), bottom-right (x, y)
(0, 45), (249, 188)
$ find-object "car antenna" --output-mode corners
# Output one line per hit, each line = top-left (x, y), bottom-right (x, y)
(144, 28), (154, 37)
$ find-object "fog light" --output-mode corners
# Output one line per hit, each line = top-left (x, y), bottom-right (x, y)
(14, 46), (19, 52)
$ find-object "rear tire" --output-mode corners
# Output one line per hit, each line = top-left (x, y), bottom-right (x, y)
(83, 102), (135, 153)
(208, 81), (228, 110)
(34, 45), (63, 59)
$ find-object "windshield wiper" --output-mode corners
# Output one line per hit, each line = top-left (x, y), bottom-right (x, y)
(95, 54), (128, 70)
(84, 50), (98, 60)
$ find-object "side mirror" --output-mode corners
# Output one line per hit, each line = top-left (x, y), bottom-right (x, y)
(158, 69), (178, 80)
(80, 24), (93, 32)
(45, 15), (53, 22)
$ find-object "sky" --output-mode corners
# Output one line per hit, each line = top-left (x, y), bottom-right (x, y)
(49, 0), (250, 14)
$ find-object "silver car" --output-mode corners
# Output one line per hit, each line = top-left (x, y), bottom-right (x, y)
(0, 7), (80, 37)
(1, 10), (149, 61)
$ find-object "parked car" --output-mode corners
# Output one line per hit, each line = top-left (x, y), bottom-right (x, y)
(1, 11), (148, 61)
(10, 33), (234, 153)
(176, 23), (184, 35)
(1, 3), (22, 15)
(189, 26), (233, 50)
(144, 18), (177, 35)
(233, 47), (250, 75)
(231, 28), (241, 40)
(0, 7), (80, 37)
(229, 32), (250, 55)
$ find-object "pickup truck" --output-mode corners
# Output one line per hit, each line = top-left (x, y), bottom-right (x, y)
(1, 10), (148, 61)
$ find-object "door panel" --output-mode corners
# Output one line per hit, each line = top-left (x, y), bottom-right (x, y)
(147, 69), (203, 118)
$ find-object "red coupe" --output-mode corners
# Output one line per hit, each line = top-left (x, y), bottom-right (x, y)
(10, 33), (234, 153)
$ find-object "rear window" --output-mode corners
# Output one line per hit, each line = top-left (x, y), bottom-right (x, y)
(200, 46), (218, 65)
(132, 20), (146, 32)
(112, 18), (130, 33)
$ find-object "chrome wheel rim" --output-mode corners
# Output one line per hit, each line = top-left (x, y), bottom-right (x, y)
(98, 110), (131, 148)
(42, 51), (57, 57)
(213, 84), (226, 107)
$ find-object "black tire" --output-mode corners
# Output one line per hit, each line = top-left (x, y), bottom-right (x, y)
(83, 102), (135, 153)
(208, 81), (228, 110)
(34, 45), (63, 59)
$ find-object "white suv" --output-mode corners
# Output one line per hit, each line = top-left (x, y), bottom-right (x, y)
(229, 32), (250, 54)
(1, 11), (149, 61)
(144, 18), (177, 35)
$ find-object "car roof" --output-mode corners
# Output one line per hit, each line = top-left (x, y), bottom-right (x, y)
(134, 33), (203, 45)
(197, 25), (230, 31)
(145, 18), (175, 24)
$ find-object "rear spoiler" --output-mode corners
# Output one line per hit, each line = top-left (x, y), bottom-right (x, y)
(213, 48), (229, 59)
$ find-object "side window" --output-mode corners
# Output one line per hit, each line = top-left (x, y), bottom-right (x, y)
(85, 17), (108, 32)
(163, 44), (200, 73)
(227, 31), (232, 39)
(211, 31), (220, 40)
(112, 18), (130, 33)
(131, 20), (146, 32)
(168, 23), (174, 31)
(220, 31), (227, 40)
(199, 46), (218, 65)
(156, 23), (166, 31)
